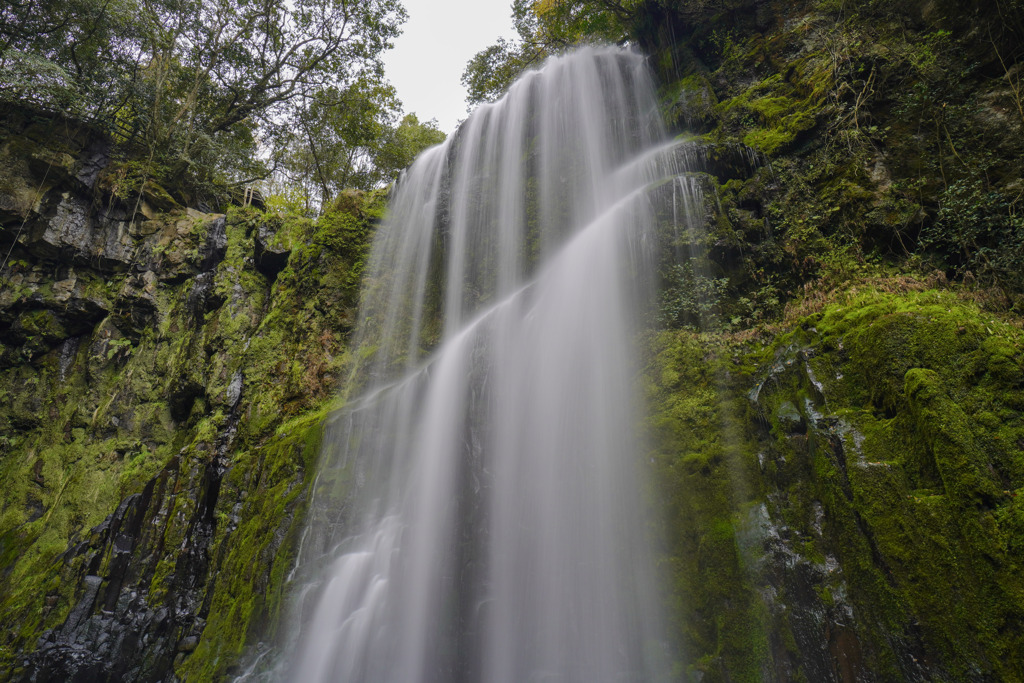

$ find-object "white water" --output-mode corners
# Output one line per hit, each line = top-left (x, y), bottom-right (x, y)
(284, 46), (692, 683)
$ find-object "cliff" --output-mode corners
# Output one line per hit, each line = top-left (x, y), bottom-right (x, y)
(640, 0), (1024, 679)
(646, 283), (1024, 680)
(0, 106), (378, 680)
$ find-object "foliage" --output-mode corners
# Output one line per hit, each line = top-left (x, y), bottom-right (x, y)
(462, 0), (632, 105)
(0, 0), (407, 203)
(630, 0), (1024, 317)
(461, 1), (549, 106)
(462, 37), (538, 106)
(273, 74), (402, 209)
(658, 262), (728, 329)
(374, 113), (445, 179)
(461, 0), (761, 104)
(921, 178), (1024, 292)
(274, 75), (445, 210)
(462, 0), (641, 105)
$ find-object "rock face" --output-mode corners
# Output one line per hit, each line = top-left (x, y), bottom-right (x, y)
(0, 107), (380, 681)
(646, 285), (1024, 681)
(636, 2), (1024, 673)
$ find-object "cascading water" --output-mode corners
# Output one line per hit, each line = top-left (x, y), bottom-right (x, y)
(280, 46), (697, 683)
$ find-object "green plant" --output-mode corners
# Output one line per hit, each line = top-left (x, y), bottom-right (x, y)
(105, 338), (133, 360)
(659, 262), (729, 330)
(921, 178), (1024, 292)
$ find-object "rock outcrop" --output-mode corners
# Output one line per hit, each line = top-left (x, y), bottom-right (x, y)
(646, 285), (1024, 681)
(0, 107), (379, 681)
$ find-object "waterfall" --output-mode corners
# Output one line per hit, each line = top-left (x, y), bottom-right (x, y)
(284, 46), (690, 683)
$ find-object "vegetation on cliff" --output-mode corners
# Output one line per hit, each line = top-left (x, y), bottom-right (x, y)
(646, 278), (1024, 680)
(469, 0), (1024, 307)
(0, 107), (387, 678)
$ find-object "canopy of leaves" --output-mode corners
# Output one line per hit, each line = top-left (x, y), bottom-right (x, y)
(461, 0), (685, 105)
(376, 113), (446, 177)
(273, 79), (445, 211)
(0, 0), (407, 204)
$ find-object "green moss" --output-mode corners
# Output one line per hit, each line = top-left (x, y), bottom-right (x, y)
(645, 280), (1024, 680)
(176, 405), (335, 681)
(904, 368), (1003, 507)
(792, 287), (1022, 675)
(0, 183), (381, 674)
(712, 66), (824, 157)
(644, 330), (772, 681)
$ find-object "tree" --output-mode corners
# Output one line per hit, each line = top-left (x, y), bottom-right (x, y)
(274, 81), (445, 211)
(274, 74), (401, 209)
(461, 0), (634, 105)
(374, 113), (446, 179)
(461, 1), (771, 105)
(0, 0), (407, 201)
(0, 0), (144, 115)
(462, 37), (536, 106)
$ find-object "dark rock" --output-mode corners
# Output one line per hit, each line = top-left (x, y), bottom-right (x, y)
(62, 575), (104, 636)
(253, 223), (290, 280)
(23, 190), (137, 269)
(61, 295), (110, 334)
(113, 271), (160, 335)
(199, 215), (228, 272)
(776, 400), (806, 434)
(226, 371), (244, 410)
(11, 308), (68, 346)
(187, 271), (225, 318)
(674, 141), (762, 181)
(20, 454), (229, 683)
(168, 378), (205, 422)
(178, 636), (199, 653)
(74, 140), (112, 191)
(0, 106), (373, 683)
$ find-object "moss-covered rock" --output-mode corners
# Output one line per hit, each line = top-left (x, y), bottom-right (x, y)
(646, 279), (1024, 681)
(649, 0), (1024, 316)
(0, 110), (382, 680)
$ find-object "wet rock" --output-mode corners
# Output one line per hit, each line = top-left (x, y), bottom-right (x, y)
(198, 214), (228, 272)
(63, 575), (104, 636)
(60, 295), (110, 334)
(187, 271), (226, 317)
(674, 141), (762, 180)
(21, 459), (222, 682)
(776, 400), (806, 434)
(667, 74), (719, 132)
(253, 222), (290, 280)
(86, 317), (127, 368)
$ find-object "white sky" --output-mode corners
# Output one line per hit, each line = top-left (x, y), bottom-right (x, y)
(382, 0), (517, 135)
